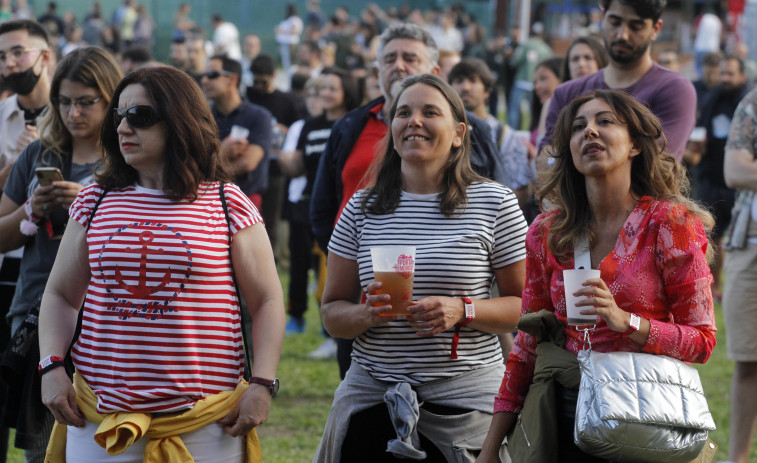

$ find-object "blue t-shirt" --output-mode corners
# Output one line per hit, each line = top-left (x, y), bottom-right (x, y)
(212, 101), (273, 195)
(3, 140), (99, 319)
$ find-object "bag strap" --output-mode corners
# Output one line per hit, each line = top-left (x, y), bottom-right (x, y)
(219, 182), (252, 381)
(573, 235), (591, 270)
(86, 186), (108, 231)
(573, 235), (596, 348)
(67, 186), (109, 370)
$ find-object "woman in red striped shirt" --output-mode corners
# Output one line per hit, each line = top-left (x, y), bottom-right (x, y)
(38, 66), (285, 462)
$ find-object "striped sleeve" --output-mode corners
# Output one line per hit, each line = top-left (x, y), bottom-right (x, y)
(222, 182), (264, 235)
(328, 190), (363, 261)
(491, 189), (528, 268)
(69, 183), (105, 227)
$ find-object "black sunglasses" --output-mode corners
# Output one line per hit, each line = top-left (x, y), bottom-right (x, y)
(113, 105), (162, 129)
(202, 70), (234, 80)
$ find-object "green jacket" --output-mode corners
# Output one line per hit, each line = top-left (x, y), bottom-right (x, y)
(506, 310), (580, 463)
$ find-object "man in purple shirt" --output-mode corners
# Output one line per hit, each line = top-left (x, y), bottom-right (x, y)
(541, 0), (695, 160)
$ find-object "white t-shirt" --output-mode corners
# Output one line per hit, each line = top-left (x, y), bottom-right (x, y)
(329, 182), (528, 385)
(275, 16), (303, 45)
(69, 182), (261, 413)
(213, 22), (242, 61)
(694, 13), (722, 52)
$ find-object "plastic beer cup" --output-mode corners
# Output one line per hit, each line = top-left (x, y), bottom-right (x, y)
(370, 246), (415, 316)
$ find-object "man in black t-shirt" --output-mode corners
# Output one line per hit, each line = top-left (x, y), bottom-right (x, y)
(246, 53), (308, 257)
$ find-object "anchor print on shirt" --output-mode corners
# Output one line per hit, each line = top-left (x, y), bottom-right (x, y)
(97, 222), (193, 320)
(115, 230), (172, 298)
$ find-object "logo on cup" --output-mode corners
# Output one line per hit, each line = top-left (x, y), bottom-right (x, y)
(394, 254), (414, 279)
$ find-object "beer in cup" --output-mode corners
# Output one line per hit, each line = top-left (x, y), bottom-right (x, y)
(370, 246), (415, 316)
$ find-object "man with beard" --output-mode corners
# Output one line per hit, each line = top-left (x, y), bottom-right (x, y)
(311, 22), (505, 379)
(690, 56), (750, 300)
(541, 0), (696, 160)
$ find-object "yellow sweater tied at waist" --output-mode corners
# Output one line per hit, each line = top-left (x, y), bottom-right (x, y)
(45, 373), (261, 463)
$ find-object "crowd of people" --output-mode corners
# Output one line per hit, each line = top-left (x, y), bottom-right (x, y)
(0, 0), (756, 462)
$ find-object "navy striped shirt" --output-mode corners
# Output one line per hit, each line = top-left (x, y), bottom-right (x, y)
(329, 181), (528, 384)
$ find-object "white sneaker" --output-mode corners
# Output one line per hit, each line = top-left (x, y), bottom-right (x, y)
(308, 338), (337, 359)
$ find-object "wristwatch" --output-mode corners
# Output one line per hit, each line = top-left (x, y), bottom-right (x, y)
(623, 313), (641, 336)
(249, 376), (279, 398)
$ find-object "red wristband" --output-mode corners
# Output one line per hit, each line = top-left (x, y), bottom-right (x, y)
(451, 298), (476, 360)
(38, 355), (65, 376)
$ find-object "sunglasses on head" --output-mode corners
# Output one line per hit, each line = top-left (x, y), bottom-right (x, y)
(202, 70), (234, 80)
(113, 105), (162, 129)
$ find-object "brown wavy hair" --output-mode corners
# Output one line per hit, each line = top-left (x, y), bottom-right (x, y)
(362, 74), (487, 216)
(97, 66), (231, 200)
(39, 47), (122, 158)
(540, 89), (713, 262)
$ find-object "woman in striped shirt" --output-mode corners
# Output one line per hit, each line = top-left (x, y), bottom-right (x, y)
(37, 67), (285, 462)
(314, 74), (528, 462)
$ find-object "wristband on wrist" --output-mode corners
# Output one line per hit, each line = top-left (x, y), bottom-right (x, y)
(451, 297), (475, 360)
(38, 355), (65, 376)
(24, 198), (41, 222)
(20, 199), (41, 236)
(623, 313), (641, 336)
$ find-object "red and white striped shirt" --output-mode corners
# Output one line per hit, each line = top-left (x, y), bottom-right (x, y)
(69, 182), (262, 413)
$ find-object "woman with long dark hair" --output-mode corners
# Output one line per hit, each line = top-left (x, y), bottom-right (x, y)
(562, 35), (608, 81)
(314, 74), (528, 462)
(477, 89), (716, 462)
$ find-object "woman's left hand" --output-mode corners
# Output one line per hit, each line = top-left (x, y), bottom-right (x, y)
(573, 277), (630, 332)
(218, 384), (271, 437)
(50, 181), (84, 210)
(406, 296), (463, 337)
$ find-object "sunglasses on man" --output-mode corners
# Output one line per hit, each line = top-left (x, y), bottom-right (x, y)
(113, 105), (162, 129)
(202, 70), (234, 80)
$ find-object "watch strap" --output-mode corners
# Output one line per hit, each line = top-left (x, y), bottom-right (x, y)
(249, 376), (278, 397)
(249, 376), (274, 387)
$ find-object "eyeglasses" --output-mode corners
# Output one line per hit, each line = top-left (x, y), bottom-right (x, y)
(113, 105), (162, 129)
(0, 47), (45, 67)
(52, 96), (103, 111)
(202, 70), (234, 80)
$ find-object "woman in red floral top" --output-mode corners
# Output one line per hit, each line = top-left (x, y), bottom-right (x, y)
(477, 89), (717, 463)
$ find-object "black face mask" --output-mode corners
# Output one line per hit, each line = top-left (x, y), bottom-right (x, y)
(3, 66), (42, 96)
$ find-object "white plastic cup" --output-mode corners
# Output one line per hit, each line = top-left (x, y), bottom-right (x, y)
(563, 269), (601, 325)
(370, 246), (415, 316)
(689, 126), (706, 142)
(230, 125), (250, 141)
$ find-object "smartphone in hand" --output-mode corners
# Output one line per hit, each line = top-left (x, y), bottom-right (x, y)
(35, 167), (63, 186)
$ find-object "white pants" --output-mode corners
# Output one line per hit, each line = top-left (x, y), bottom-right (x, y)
(65, 419), (243, 462)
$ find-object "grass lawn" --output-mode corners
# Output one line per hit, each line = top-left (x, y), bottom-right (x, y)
(6, 277), (757, 462)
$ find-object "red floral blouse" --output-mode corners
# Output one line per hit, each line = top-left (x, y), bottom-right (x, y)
(494, 197), (717, 414)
